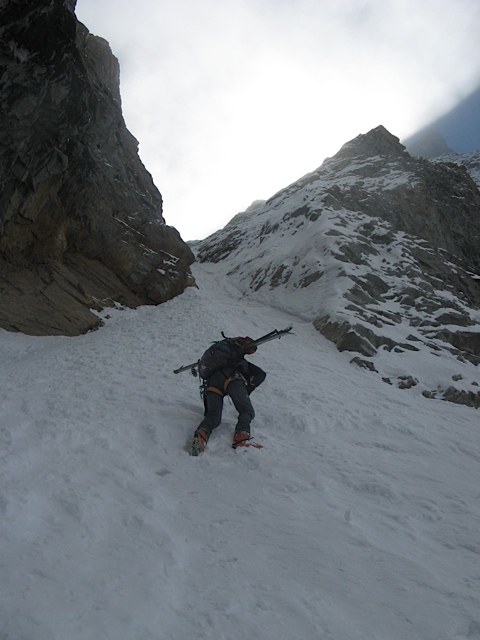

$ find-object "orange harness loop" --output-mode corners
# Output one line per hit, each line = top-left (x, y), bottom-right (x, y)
(206, 385), (223, 397)
(206, 376), (237, 397)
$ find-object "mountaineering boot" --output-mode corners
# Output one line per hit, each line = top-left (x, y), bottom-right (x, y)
(232, 431), (251, 449)
(190, 429), (208, 456)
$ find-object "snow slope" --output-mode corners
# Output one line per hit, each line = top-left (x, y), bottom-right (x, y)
(1, 261), (479, 640)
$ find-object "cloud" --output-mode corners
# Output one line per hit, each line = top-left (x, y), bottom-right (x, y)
(76, 0), (480, 240)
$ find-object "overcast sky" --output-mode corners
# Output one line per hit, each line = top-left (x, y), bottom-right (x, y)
(75, 0), (480, 241)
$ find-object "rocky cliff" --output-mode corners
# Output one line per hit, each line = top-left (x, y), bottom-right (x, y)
(196, 126), (480, 407)
(0, 0), (194, 336)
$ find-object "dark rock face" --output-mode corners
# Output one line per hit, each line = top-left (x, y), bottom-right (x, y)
(196, 125), (480, 406)
(0, 0), (194, 335)
(321, 127), (480, 273)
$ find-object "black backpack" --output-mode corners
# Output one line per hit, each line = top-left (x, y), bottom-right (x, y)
(197, 339), (243, 379)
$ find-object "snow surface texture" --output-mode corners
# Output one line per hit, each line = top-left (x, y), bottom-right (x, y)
(1, 261), (479, 640)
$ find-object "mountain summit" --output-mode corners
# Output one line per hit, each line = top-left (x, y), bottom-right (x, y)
(197, 126), (480, 407)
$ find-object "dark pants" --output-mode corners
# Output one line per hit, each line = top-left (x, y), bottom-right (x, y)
(197, 378), (255, 438)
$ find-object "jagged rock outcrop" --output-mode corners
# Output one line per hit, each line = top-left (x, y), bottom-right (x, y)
(196, 125), (480, 406)
(0, 0), (194, 335)
(323, 127), (480, 272)
(438, 150), (480, 191)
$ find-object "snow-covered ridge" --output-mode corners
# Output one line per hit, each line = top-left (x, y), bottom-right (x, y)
(434, 149), (480, 190)
(197, 126), (480, 406)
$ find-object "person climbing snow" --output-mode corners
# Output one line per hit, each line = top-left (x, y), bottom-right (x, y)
(191, 336), (266, 455)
